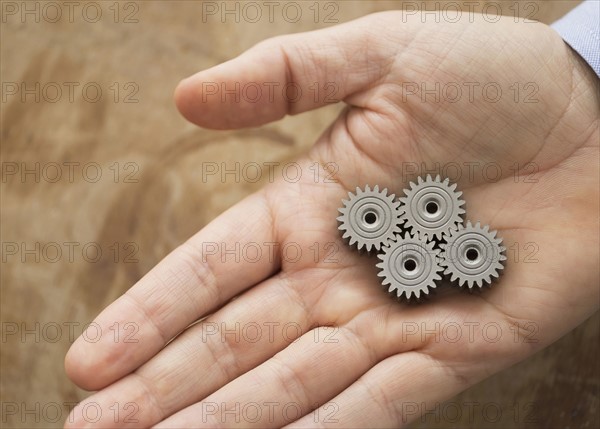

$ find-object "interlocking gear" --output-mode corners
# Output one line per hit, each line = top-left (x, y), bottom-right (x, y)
(376, 232), (443, 299)
(440, 221), (506, 289)
(337, 185), (403, 252)
(337, 177), (505, 301)
(399, 174), (465, 241)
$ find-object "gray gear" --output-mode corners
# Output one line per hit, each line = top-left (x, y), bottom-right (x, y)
(399, 174), (465, 241)
(337, 185), (403, 252)
(440, 221), (506, 289)
(376, 232), (443, 299)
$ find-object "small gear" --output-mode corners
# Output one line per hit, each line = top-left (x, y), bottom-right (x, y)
(376, 232), (443, 299)
(440, 221), (506, 289)
(399, 174), (465, 241)
(337, 185), (403, 252)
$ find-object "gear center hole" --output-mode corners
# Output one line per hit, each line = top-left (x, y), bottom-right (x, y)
(404, 258), (417, 272)
(466, 248), (479, 261)
(425, 202), (439, 215)
(364, 212), (378, 225)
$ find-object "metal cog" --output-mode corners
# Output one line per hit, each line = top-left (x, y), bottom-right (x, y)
(337, 185), (403, 252)
(399, 174), (465, 241)
(376, 232), (443, 299)
(440, 221), (506, 289)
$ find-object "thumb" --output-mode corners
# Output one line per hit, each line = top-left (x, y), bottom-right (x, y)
(174, 13), (400, 129)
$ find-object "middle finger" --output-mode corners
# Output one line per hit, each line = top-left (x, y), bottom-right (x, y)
(65, 271), (321, 428)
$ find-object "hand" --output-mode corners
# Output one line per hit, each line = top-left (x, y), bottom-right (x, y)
(65, 11), (599, 428)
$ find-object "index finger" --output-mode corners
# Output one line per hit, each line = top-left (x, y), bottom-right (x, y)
(65, 190), (279, 391)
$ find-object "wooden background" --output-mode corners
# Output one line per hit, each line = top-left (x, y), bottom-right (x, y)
(1, 1), (597, 428)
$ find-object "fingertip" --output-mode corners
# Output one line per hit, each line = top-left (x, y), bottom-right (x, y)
(174, 76), (202, 126)
(64, 340), (94, 391)
(172, 44), (293, 129)
(173, 70), (239, 130)
(64, 339), (82, 384)
(174, 70), (286, 130)
(64, 338), (111, 392)
(63, 405), (84, 429)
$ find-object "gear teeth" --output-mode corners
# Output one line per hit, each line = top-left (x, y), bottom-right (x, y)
(376, 232), (443, 300)
(338, 176), (505, 302)
(337, 185), (404, 252)
(399, 174), (465, 242)
(441, 221), (506, 289)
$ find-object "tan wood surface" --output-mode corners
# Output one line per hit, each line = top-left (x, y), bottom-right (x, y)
(1, 1), (597, 428)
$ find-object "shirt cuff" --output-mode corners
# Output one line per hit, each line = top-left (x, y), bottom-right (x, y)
(551, 0), (600, 78)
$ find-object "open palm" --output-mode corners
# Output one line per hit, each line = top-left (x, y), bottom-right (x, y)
(65, 12), (599, 428)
